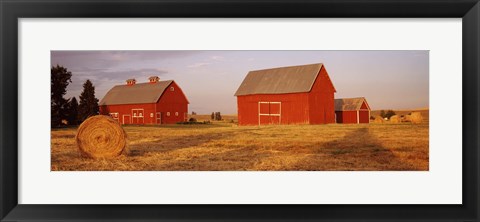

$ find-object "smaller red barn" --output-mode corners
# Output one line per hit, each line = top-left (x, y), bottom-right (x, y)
(335, 97), (371, 124)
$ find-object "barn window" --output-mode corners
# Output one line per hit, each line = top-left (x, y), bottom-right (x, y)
(167, 112), (170, 116)
(170, 87), (174, 91)
(150, 113), (154, 117)
(175, 112), (178, 116)
(139, 113), (143, 117)
(133, 113), (137, 117)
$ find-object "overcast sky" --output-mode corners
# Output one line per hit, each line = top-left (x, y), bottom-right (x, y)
(51, 50), (429, 114)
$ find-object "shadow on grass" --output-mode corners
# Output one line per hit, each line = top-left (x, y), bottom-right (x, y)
(292, 127), (416, 170)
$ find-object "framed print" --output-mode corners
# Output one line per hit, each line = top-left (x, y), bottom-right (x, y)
(1, 0), (479, 221)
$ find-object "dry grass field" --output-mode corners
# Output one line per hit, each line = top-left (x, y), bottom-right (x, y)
(51, 118), (429, 171)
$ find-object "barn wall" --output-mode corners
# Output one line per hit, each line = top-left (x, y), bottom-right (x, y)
(237, 93), (310, 125)
(308, 67), (336, 124)
(359, 110), (370, 123)
(100, 103), (156, 124)
(156, 81), (189, 124)
(360, 102), (368, 109)
(335, 110), (358, 124)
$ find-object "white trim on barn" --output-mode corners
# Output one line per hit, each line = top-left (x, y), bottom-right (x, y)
(131, 108), (145, 124)
(155, 112), (161, 124)
(357, 110), (360, 124)
(122, 114), (131, 125)
(258, 101), (282, 125)
(109, 112), (119, 122)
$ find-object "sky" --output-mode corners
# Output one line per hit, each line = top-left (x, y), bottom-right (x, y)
(51, 51), (429, 114)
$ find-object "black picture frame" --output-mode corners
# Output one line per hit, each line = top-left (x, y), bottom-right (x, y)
(1, 0), (479, 221)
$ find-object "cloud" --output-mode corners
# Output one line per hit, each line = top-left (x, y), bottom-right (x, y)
(51, 50), (200, 70)
(210, 56), (225, 61)
(187, 55), (227, 68)
(188, 62), (211, 68)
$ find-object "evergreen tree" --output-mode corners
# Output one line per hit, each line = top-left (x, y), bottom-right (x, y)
(380, 110), (386, 118)
(51, 65), (72, 127)
(78, 79), (99, 122)
(67, 97), (79, 125)
(385, 110), (396, 119)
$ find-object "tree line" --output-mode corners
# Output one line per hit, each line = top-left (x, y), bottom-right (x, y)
(51, 65), (99, 128)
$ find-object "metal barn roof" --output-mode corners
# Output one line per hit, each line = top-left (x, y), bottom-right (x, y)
(99, 80), (173, 105)
(234, 63), (324, 96)
(335, 97), (369, 111)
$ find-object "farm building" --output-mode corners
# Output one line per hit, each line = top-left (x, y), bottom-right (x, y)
(234, 63), (336, 125)
(335, 97), (371, 124)
(99, 76), (189, 125)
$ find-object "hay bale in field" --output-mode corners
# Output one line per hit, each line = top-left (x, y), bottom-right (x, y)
(409, 112), (423, 124)
(389, 115), (401, 123)
(76, 115), (128, 159)
(374, 116), (384, 123)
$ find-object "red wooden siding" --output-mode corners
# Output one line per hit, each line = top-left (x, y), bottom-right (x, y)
(335, 111), (358, 124)
(237, 93), (310, 126)
(155, 81), (188, 124)
(359, 110), (370, 123)
(100, 81), (188, 125)
(308, 67), (336, 124)
(360, 102), (368, 109)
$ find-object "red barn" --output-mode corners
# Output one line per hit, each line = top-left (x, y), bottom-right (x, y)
(335, 97), (371, 124)
(99, 76), (189, 125)
(234, 63), (336, 126)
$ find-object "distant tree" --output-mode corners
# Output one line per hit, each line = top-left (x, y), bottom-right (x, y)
(191, 111), (197, 115)
(51, 65), (72, 127)
(211, 112), (215, 120)
(78, 79), (99, 122)
(215, 112), (222, 121)
(67, 97), (79, 125)
(385, 110), (396, 119)
(380, 110), (386, 118)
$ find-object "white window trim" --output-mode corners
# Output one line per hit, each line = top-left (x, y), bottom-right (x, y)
(131, 108), (145, 124)
(109, 112), (119, 119)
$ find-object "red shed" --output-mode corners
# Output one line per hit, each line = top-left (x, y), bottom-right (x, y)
(99, 76), (189, 125)
(234, 63), (336, 126)
(335, 97), (371, 124)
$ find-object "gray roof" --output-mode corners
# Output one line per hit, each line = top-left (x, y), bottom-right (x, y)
(234, 63), (325, 96)
(99, 80), (174, 105)
(335, 97), (370, 111)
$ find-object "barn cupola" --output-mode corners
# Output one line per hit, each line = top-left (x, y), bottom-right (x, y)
(126, 79), (136, 86)
(148, 76), (160, 83)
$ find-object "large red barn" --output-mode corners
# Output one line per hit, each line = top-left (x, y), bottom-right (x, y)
(99, 76), (189, 125)
(234, 63), (336, 126)
(335, 97), (371, 124)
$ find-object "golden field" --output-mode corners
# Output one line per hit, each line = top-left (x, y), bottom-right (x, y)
(51, 119), (429, 171)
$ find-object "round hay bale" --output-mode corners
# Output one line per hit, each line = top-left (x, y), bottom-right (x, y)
(76, 115), (128, 159)
(409, 112), (423, 124)
(374, 116), (384, 123)
(389, 115), (401, 123)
